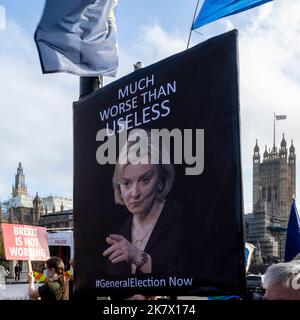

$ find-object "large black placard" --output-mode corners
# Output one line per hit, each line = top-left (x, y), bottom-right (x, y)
(73, 30), (245, 297)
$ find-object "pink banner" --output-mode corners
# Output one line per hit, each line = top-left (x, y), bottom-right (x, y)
(1, 223), (50, 261)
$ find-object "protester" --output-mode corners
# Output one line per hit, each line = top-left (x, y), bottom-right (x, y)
(5, 268), (10, 283)
(263, 260), (300, 300)
(14, 263), (20, 281)
(28, 257), (69, 300)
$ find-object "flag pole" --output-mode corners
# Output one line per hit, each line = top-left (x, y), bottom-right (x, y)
(273, 112), (276, 150)
(79, 76), (103, 99)
(187, 0), (201, 49)
(28, 259), (32, 274)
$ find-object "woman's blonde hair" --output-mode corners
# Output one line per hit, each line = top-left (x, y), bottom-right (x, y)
(112, 129), (175, 205)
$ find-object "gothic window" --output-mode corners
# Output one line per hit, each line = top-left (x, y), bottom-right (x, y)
(273, 186), (277, 200)
(262, 187), (266, 200)
(267, 186), (272, 202)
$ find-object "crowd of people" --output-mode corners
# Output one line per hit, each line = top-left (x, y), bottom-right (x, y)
(0, 248), (297, 301)
(23, 252), (300, 301)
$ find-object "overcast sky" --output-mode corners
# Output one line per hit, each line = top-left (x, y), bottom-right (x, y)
(0, 0), (299, 212)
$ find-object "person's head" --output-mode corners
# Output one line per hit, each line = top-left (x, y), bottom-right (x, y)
(263, 261), (300, 300)
(113, 129), (175, 216)
(44, 257), (65, 278)
(44, 257), (69, 299)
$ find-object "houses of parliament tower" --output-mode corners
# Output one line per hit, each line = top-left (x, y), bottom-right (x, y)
(253, 134), (296, 224)
(246, 134), (296, 263)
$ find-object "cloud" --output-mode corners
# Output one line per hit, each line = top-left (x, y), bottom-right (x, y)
(0, 5), (5, 30)
(238, 0), (300, 209)
(200, 1), (300, 210)
(116, 23), (186, 79)
(0, 20), (77, 200)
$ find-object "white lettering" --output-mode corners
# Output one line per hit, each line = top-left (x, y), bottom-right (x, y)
(118, 75), (155, 100)
(95, 128), (205, 176)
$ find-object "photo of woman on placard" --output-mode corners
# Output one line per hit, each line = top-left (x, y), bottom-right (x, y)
(102, 129), (184, 275)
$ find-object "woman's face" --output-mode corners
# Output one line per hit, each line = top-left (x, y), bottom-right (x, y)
(119, 163), (160, 216)
(44, 264), (54, 278)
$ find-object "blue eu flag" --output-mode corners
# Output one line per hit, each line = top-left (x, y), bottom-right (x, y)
(193, 0), (274, 29)
(285, 200), (300, 262)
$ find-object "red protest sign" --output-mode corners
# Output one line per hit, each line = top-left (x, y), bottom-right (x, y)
(1, 223), (50, 261)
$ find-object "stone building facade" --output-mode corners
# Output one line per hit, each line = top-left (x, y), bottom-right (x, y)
(0, 162), (73, 229)
(245, 135), (296, 263)
(0, 163), (73, 276)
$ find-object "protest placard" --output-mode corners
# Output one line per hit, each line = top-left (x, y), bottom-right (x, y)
(1, 223), (50, 261)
